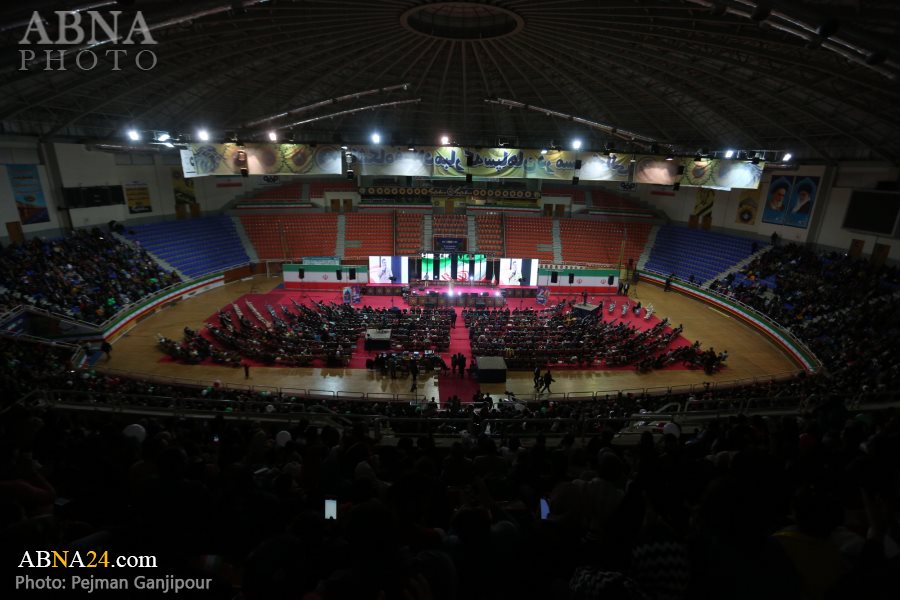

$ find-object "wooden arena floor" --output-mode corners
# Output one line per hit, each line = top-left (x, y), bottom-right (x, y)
(104, 275), (799, 400)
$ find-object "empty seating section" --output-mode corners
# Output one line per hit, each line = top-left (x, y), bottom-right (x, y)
(396, 213), (423, 255)
(590, 189), (649, 211)
(344, 213), (394, 257)
(236, 182), (305, 207)
(124, 215), (249, 278)
(474, 214), (503, 255)
(559, 220), (651, 265)
(544, 187), (585, 204)
(308, 181), (357, 199)
(505, 216), (554, 261)
(432, 214), (467, 237)
(241, 214), (337, 259)
(645, 225), (762, 282)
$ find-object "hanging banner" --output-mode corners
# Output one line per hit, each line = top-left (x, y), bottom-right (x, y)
(762, 176), (793, 225)
(783, 176), (819, 229)
(735, 188), (760, 225)
(172, 168), (196, 206)
(6, 164), (49, 224)
(523, 149), (579, 180)
(189, 143), (342, 176)
(464, 148), (526, 178)
(633, 155), (681, 185)
(432, 146), (467, 177)
(680, 158), (764, 189)
(353, 146), (434, 177)
(124, 182), (152, 214)
(693, 188), (715, 218)
(578, 152), (632, 182)
(179, 149), (199, 178)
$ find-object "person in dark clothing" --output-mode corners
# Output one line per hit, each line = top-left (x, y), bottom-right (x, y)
(458, 354), (467, 378)
(451, 311), (457, 328)
(534, 365), (542, 390)
(664, 274), (674, 292)
(451, 354), (457, 375)
(243, 362), (250, 379)
(100, 341), (112, 360)
(582, 291), (588, 305)
(409, 359), (419, 392)
(541, 369), (555, 393)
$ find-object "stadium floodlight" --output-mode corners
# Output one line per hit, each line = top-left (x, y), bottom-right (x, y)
(571, 139), (582, 150)
(157, 133), (170, 142)
(371, 132), (381, 144)
(440, 135), (450, 145)
(197, 129), (210, 141)
(724, 149), (735, 158)
(782, 152), (792, 161)
(268, 131), (277, 141)
(127, 129), (140, 141)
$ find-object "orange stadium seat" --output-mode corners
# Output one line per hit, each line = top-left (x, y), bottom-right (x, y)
(240, 214), (338, 259)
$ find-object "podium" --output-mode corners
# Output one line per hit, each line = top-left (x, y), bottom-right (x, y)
(364, 329), (391, 350)
(572, 303), (600, 318)
(477, 356), (507, 383)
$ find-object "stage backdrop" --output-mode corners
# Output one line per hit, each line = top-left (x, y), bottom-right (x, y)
(537, 267), (619, 293)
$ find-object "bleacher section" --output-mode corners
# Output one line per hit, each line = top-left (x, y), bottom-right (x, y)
(396, 213), (424, 255)
(432, 214), (467, 237)
(474, 214), (503, 255)
(344, 213), (394, 258)
(543, 187), (586, 205)
(240, 214), (338, 259)
(124, 215), (249, 278)
(589, 189), (656, 218)
(308, 181), (357, 200)
(645, 225), (762, 282)
(234, 182), (307, 208)
(505, 216), (554, 261)
(559, 220), (651, 266)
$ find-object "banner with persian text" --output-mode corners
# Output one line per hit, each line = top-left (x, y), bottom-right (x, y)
(353, 146), (434, 177)
(184, 143), (763, 189)
(124, 182), (152, 214)
(188, 143), (342, 176)
(464, 147), (526, 178)
(6, 164), (49, 224)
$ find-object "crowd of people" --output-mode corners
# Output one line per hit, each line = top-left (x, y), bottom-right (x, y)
(1, 336), (898, 599)
(0, 228), (179, 323)
(464, 302), (703, 371)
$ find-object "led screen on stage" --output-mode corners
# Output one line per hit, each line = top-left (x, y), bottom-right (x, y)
(368, 256), (409, 284)
(500, 258), (539, 286)
(419, 253), (489, 281)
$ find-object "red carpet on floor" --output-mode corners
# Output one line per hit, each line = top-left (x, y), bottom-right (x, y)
(160, 290), (705, 376)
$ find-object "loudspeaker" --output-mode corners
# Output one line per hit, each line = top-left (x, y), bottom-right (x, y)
(466, 155), (473, 167)
(608, 275), (615, 285)
(550, 271), (558, 283)
(676, 165), (685, 175)
(572, 176), (579, 185)
(673, 182), (681, 191)
(240, 167), (249, 178)
(406, 176), (412, 186)
(299, 268), (305, 279)
(486, 260), (494, 281)
(349, 268), (356, 280)
(466, 173), (472, 184)
(336, 269), (342, 280)
(568, 273), (575, 284)
(574, 159), (582, 169)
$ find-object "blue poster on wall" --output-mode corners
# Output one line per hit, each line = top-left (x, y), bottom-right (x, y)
(783, 176), (819, 229)
(761, 175), (793, 226)
(6, 164), (49, 224)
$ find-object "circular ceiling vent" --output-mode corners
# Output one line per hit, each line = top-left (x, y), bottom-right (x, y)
(401, 2), (524, 41)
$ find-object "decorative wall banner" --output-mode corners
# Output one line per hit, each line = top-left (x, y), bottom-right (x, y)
(633, 156), (680, 185)
(353, 146), (434, 177)
(432, 146), (467, 177)
(783, 176), (819, 229)
(184, 143), (763, 189)
(464, 147), (525, 178)
(523, 149), (578, 180)
(693, 188), (715, 218)
(578, 152), (632, 182)
(172, 168), (196, 205)
(735, 188), (760, 225)
(6, 164), (49, 224)
(762, 176), (793, 225)
(124, 182), (152, 214)
(189, 143), (342, 176)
